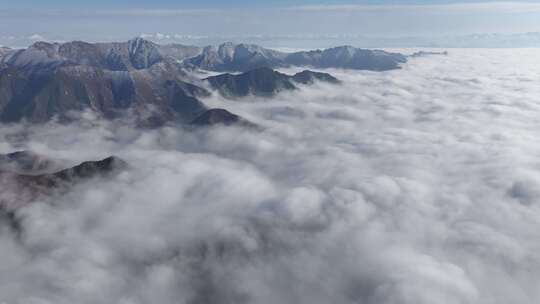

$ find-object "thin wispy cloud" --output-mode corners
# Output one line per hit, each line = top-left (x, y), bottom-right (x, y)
(289, 1), (540, 13)
(1, 1), (540, 47)
(4, 2), (540, 17)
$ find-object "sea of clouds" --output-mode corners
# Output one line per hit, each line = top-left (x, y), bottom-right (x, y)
(1, 49), (540, 304)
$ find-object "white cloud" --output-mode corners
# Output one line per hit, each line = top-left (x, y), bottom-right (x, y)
(27, 34), (45, 41)
(1, 48), (540, 303)
(290, 1), (540, 13)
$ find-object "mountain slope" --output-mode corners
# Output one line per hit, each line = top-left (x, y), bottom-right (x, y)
(284, 46), (407, 71)
(1, 38), (201, 72)
(45, 156), (127, 182)
(0, 38), (400, 125)
(0, 63), (209, 124)
(157, 43), (203, 62)
(191, 108), (256, 127)
(185, 42), (406, 72)
(291, 69), (340, 84)
(0, 155), (128, 208)
(184, 42), (286, 72)
(205, 67), (339, 97)
(0, 39), (210, 124)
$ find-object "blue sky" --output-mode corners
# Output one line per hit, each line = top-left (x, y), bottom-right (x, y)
(1, 1), (539, 47)
(2, 0), (540, 8)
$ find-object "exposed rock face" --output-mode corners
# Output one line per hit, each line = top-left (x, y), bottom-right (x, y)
(205, 67), (295, 97)
(0, 155), (128, 209)
(0, 39), (209, 124)
(291, 70), (340, 85)
(2, 155), (127, 185)
(0, 65), (209, 124)
(0, 38), (398, 125)
(191, 108), (255, 127)
(126, 37), (164, 70)
(284, 46), (407, 71)
(205, 67), (339, 98)
(1, 38), (201, 72)
(185, 42), (406, 72)
(44, 156), (127, 182)
(184, 42), (286, 72)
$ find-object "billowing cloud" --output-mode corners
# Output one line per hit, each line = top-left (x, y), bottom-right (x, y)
(1, 49), (540, 303)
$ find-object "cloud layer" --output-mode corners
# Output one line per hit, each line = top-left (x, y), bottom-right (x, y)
(1, 49), (540, 303)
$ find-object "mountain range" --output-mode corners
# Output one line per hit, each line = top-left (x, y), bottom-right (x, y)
(205, 67), (339, 98)
(0, 38), (406, 125)
(184, 42), (406, 72)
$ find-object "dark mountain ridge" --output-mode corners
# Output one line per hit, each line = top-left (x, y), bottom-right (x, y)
(0, 38), (405, 125)
(191, 108), (256, 128)
(184, 42), (286, 72)
(284, 45), (407, 71)
(185, 42), (407, 72)
(205, 67), (339, 98)
(0, 39), (209, 124)
(0, 155), (128, 209)
(1, 38), (201, 72)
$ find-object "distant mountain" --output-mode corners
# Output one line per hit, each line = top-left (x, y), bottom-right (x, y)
(184, 42), (286, 72)
(191, 108), (255, 127)
(410, 51), (448, 58)
(205, 67), (339, 98)
(185, 42), (406, 72)
(285, 46), (407, 71)
(0, 38), (403, 125)
(1, 38), (201, 72)
(0, 38), (210, 124)
(291, 69), (340, 84)
(157, 43), (202, 62)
